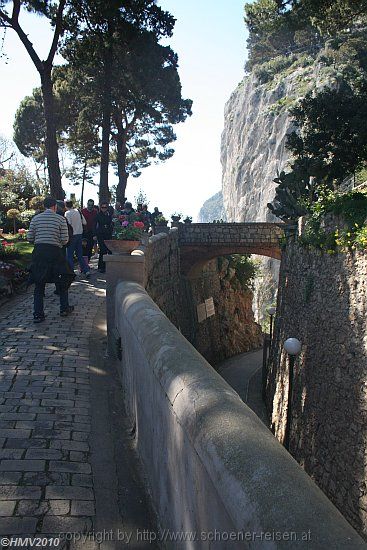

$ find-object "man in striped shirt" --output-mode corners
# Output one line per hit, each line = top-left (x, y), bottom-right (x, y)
(27, 196), (75, 323)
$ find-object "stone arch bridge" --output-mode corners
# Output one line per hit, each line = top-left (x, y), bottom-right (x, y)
(178, 222), (284, 276)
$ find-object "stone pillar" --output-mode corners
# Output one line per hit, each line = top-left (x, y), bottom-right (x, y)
(105, 252), (145, 357)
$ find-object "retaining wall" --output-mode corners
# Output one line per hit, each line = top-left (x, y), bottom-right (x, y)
(267, 243), (367, 539)
(112, 280), (364, 549)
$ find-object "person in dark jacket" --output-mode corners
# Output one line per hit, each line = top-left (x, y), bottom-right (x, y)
(27, 196), (75, 323)
(95, 202), (113, 273)
(81, 199), (98, 260)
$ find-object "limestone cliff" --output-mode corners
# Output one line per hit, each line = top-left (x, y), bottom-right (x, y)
(198, 191), (226, 222)
(219, 59), (323, 320)
(183, 258), (262, 365)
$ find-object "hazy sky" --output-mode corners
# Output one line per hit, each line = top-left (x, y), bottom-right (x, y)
(0, 1), (248, 220)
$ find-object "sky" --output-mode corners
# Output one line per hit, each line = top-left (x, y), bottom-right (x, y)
(0, 1), (249, 220)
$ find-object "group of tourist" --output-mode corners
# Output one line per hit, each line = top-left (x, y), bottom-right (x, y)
(27, 196), (163, 323)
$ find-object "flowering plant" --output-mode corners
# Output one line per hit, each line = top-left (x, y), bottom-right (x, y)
(18, 228), (27, 240)
(0, 241), (19, 259)
(112, 215), (145, 241)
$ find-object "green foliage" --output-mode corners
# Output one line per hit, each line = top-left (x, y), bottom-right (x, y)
(13, 89), (47, 164)
(155, 215), (167, 224)
(29, 196), (45, 211)
(254, 54), (297, 84)
(299, 188), (367, 251)
(267, 170), (311, 221)
(244, 0), (367, 70)
(0, 241), (20, 260)
(244, 0), (322, 70)
(219, 255), (259, 291)
(286, 82), (367, 186)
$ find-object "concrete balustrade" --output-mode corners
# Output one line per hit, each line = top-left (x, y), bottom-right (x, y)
(108, 277), (364, 549)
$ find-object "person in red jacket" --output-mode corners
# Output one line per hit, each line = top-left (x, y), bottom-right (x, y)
(81, 199), (98, 260)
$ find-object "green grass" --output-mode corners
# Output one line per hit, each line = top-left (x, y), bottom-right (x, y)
(13, 241), (33, 268)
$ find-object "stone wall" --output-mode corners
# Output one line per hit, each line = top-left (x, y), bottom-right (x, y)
(144, 229), (181, 328)
(111, 280), (364, 549)
(267, 243), (367, 539)
(143, 230), (262, 365)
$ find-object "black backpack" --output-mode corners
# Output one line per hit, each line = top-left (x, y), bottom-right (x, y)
(66, 220), (73, 242)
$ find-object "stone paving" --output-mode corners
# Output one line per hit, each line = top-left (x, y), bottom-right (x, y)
(0, 269), (106, 538)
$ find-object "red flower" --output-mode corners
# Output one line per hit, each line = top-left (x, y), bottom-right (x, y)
(133, 221), (144, 229)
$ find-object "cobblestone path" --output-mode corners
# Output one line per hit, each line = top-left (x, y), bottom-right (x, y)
(0, 272), (106, 539)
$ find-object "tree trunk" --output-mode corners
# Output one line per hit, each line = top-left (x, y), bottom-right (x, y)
(115, 119), (129, 203)
(99, 35), (113, 204)
(40, 68), (64, 199)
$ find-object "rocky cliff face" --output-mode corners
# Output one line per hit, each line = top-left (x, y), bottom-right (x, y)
(198, 191), (226, 222)
(184, 258), (262, 365)
(220, 62), (319, 319)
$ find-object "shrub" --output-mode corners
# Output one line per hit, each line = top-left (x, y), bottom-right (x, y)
(254, 55), (297, 84)
(299, 188), (367, 251)
(6, 209), (20, 235)
(29, 196), (45, 211)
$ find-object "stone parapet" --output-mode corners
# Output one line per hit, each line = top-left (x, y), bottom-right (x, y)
(113, 280), (364, 549)
(105, 254), (145, 356)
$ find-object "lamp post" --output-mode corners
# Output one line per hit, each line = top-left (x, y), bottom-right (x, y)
(267, 306), (276, 346)
(283, 337), (302, 451)
(262, 306), (276, 401)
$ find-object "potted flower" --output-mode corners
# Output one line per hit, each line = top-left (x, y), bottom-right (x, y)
(105, 216), (145, 254)
(171, 212), (182, 223)
(183, 216), (192, 224)
(155, 215), (170, 234)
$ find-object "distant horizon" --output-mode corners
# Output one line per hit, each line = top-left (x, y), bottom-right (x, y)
(0, 1), (248, 220)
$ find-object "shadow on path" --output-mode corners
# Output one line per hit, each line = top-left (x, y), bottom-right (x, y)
(217, 348), (268, 426)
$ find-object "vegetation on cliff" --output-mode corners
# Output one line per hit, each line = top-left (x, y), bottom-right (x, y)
(244, 1), (367, 242)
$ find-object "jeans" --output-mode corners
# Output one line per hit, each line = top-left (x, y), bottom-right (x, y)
(34, 282), (68, 316)
(67, 234), (89, 273)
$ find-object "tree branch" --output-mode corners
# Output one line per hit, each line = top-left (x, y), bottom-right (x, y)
(0, 8), (12, 26)
(4, 14), (43, 73)
(0, 152), (14, 166)
(46, 0), (66, 67)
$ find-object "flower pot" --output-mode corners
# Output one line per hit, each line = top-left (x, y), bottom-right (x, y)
(171, 215), (181, 223)
(104, 240), (141, 254)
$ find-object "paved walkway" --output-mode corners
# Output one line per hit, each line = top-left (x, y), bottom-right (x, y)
(217, 349), (268, 425)
(0, 268), (156, 548)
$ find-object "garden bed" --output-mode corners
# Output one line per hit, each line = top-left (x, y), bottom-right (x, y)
(0, 234), (32, 300)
